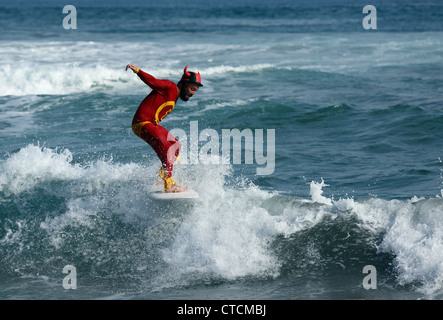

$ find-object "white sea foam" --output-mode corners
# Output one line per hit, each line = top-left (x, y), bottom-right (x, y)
(2, 31), (441, 97)
(0, 39), (278, 96)
(201, 98), (259, 112)
(0, 144), (155, 249)
(161, 181), (282, 281)
(202, 64), (273, 76)
(2, 145), (443, 295)
(377, 197), (443, 296)
(331, 193), (443, 296)
(160, 172), (333, 283)
(310, 178), (332, 205)
(0, 144), (148, 194)
(0, 61), (274, 96)
(0, 63), (131, 96)
(302, 179), (443, 296)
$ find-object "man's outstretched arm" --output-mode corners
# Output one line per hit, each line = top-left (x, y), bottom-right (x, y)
(126, 64), (172, 93)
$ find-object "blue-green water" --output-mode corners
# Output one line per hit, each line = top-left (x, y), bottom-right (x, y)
(1, 0), (443, 300)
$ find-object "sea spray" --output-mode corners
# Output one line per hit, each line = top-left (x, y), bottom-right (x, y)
(377, 197), (443, 296)
(1, 146), (443, 298)
(159, 177), (336, 287)
(310, 178), (332, 205)
(160, 159), (281, 283)
(0, 144), (148, 195)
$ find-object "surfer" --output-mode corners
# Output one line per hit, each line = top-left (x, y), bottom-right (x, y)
(126, 64), (203, 192)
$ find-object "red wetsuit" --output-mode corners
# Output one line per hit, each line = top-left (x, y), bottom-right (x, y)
(131, 69), (181, 178)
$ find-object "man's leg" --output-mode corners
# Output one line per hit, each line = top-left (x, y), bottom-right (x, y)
(139, 123), (184, 192)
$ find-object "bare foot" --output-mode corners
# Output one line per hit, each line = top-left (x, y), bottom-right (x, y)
(165, 184), (188, 193)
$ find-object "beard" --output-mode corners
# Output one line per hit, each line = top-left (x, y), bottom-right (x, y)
(180, 83), (192, 101)
(179, 84), (190, 101)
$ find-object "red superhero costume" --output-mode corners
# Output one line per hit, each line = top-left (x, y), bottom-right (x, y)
(130, 66), (202, 191)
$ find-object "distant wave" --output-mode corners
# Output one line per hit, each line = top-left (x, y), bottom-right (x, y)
(0, 61), (275, 96)
(0, 63), (126, 96)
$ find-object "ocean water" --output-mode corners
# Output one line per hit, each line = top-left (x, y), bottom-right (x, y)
(0, 0), (443, 301)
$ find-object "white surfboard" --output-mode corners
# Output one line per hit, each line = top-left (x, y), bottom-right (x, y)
(148, 185), (199, 199)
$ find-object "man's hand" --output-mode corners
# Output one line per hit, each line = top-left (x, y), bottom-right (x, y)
(126, 64), (139, 73)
